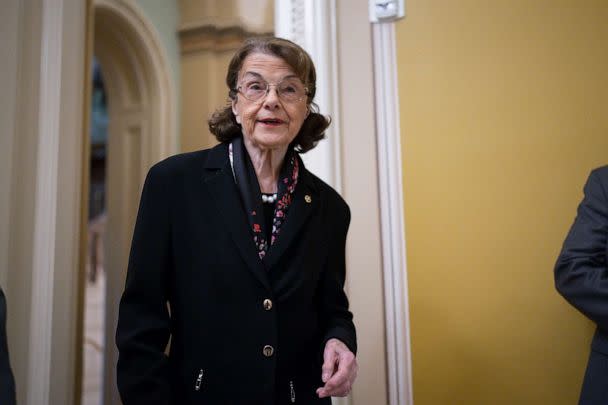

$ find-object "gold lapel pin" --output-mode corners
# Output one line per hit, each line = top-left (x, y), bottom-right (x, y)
(305, 195), (312, 203)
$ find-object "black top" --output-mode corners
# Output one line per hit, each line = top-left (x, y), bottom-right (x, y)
(262, 198), (275, 243)
(116, 143), (356, 405)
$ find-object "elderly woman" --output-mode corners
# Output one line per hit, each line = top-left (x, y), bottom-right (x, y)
(116, 37), (357, 404)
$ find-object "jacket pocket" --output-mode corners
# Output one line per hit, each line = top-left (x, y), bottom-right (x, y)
(289, 380), (296, 403)
(281, 376), (322, 404)
(194, 368), (204, 391)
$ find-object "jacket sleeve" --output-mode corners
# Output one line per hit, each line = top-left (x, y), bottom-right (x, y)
(555, 168), (608, 330)
(319, 202), (357, 355)
(116, 164), (173, 405)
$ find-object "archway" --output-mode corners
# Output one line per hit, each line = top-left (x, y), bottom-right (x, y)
(81, 1), (177, 403)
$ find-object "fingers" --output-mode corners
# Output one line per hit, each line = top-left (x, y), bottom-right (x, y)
(317, 365), (349, 397)
(317, 341), (358, 398)
(316, 365), (356, 398)
(317, 381), (352, 398)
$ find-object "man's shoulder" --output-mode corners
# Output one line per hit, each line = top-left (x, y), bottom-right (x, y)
(0, 287), (5, 312)
(591, 165), (608, 179)
(588, 165), (608, 190)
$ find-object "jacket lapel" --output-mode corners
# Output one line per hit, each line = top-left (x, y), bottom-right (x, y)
(202, 143), (270, 290)
(263, 165), (318, 270)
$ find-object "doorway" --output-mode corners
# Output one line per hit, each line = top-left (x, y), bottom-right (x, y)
(81, 58), (108, 405)
(78, 1), (176, 403)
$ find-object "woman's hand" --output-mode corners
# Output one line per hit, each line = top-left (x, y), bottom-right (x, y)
(316, 338), (358, 398)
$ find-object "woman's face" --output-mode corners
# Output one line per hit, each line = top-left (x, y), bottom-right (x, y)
(231, 52), (309, 151)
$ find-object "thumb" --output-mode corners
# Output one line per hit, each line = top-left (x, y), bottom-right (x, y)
(322, 346), (337, 383)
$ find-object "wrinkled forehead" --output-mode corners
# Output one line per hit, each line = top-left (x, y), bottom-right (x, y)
(240, 71), (302, 83)
(238, 51), (305, 83)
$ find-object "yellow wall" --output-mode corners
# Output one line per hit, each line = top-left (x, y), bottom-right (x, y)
(396, 1), (608, 403)
(181, 49), (234, 151)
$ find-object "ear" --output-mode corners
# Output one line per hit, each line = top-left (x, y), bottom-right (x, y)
(231, 98), (241, 124)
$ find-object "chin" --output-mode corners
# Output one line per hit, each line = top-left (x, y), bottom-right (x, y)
(252, 132), (295, 150)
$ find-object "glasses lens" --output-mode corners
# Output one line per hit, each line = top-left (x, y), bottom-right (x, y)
(242, 79), (267, 101)
(278, 79), (307, 102)
(239, 77), (307, 102)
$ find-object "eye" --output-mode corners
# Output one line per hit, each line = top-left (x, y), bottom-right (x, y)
(246, 81), (265, 91)
(280, 80), (304, 94)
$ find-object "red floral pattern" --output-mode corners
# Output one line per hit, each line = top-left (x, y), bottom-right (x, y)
(253, 155), (299, 259)
(229, 142), (299, 260)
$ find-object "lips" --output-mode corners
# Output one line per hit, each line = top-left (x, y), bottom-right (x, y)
(257, 118), (285, 126)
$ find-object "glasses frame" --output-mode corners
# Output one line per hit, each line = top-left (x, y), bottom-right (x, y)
(235, 78), (309, 103)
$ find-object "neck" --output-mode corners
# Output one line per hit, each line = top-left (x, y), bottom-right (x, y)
(243, 138), (288, 194)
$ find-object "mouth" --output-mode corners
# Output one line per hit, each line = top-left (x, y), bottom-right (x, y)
(257, 118), (286, 126)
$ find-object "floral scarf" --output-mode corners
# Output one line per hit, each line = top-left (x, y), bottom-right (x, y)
(229, 137), (299, 260)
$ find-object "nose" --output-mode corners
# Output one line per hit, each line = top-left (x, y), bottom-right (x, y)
(262, 85), (281, 108)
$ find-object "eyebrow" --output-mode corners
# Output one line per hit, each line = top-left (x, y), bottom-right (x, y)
(241, 71), (300, 81)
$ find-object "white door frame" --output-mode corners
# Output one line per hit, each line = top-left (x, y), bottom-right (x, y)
(371, 21), (414, 405)
(4, 1), (88, 404)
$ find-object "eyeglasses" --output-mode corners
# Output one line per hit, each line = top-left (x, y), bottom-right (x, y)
(236, 77), (309, 103)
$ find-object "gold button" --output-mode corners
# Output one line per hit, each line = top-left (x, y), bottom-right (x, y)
(305, 195), (312, 203)
(263, 345), (274, 357)
(263, 299), (273, 311)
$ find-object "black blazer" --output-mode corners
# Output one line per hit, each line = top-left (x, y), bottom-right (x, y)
(555, 166), (608, 404)
(0, 287), (16, 405)
(116, 143), (356, 405)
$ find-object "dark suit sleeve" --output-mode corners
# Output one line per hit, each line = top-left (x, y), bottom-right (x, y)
(319, 202), (357, 355)
(555, 169), (608, 330)
(0, 287), (16, 405)
(116, 165), (173, 405)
